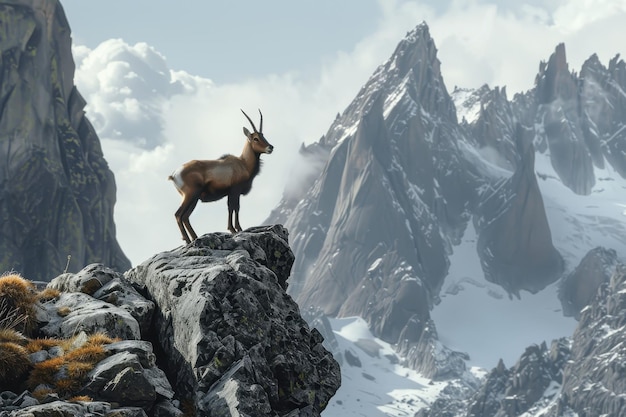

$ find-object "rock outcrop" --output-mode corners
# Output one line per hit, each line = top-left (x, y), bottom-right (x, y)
(0, 0), (130, 281)
(559, 246), (618, 319)
(125, 225), (340, 416)
(2, 226), (340, 416)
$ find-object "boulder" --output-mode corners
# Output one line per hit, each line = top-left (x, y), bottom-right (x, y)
(49, 264), (154, 336)
(39, 292), (140, 340)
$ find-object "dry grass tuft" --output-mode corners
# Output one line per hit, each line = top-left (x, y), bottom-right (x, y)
(25, 337), (63, 353)
(0, 342), (31, 385)
(87, 332), (118, 346)
(27, 356), (64, 387)
(37, 288), (61, 302)
(0, 328), (27, 344)
(55, 377), (81, 394)
(57, 306), (71, 317)
(0, 273), (125, 401)
(68, 395), (92, 402)
(64, 344), (107, 363)
(0, 273), (38, 335)
(32, 386), (55, 402)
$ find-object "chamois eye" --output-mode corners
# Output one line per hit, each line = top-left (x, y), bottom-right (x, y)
(253, 137), (259, 142)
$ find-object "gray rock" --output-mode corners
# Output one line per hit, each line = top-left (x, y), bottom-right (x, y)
(39, 292), (140, 340)
(48, 263), (117, 294)
(48, 264), (155, 337)
(105, 408), (148, 417)
(151, 400), (184, 417)
(28, 350), (49, 364)
(11, 392), (38, 408)
(92, 277), (154, 336)
(104, 340), (157, 368)
(3, 400), (111, 417)
(47, 346), (64, 358)
(83, 352), (144, 394)
(101, 367), (156, 408)
(80, 349), (174, 411)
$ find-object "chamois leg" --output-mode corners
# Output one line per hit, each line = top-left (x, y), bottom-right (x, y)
(175, 205), (190, 244)
(181, 193), (201, 242)
(175, 191), (200, 243)
(227, 193), (241, 233)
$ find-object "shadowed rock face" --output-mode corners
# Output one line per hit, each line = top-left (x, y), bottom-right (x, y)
(474, 126), (564, 296)
(559, 246), (618, 319)
(125, 225), (341, 417)
(0, 0), (130, 281)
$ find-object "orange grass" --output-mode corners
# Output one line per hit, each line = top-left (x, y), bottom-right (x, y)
(64, 344), (107, 363)
(27, 356), (65, 387)
(0, 328), (27, 344)
(87, 332), (119, 346)
(25, 337), (62, 353)
(69, 395), (92, 402)
(37, 288), (61, 302)
(0, 342), (30, 383)
(0, 274), (37, 335)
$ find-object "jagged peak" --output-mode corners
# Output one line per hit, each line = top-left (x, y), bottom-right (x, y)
(536, 43), (569, 81)
(534, 42), (579, 103)
(386, 21), (439, 77)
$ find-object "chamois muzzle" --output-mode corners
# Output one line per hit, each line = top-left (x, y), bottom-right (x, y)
(266, 145), (274, 154)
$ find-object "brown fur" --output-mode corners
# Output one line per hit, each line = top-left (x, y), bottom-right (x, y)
(170, 110), (273, 243)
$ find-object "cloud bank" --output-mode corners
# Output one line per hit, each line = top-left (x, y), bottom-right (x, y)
(72, 0), (626, 265)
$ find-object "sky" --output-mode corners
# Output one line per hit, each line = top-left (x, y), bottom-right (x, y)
(60, 0), (626, 265)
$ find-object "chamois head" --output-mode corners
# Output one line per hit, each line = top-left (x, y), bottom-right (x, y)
(241, 109), (274, 154)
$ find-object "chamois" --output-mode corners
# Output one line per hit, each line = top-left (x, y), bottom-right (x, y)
(168, 109), (273, 243)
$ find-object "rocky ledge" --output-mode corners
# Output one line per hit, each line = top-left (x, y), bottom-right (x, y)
(0, 225), (340, 417)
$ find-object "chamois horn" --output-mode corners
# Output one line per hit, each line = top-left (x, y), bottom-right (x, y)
(241, 109), (261, 133)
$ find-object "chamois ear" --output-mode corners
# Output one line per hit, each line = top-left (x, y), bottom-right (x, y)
(243, 127), (252, 138)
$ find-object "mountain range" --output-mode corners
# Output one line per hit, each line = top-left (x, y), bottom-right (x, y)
(267, 22), (626, 416)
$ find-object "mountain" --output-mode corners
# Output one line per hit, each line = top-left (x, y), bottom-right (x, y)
(267, 21), (626, 416)
(0, 0), (130, 281)
(267, 22), (566, 374)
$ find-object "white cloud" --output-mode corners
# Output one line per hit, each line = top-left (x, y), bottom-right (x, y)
(73, 0), (626, 266)
(74, 39), (212, 148)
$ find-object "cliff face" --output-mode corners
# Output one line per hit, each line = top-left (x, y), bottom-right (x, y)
(0, 0), (130, 280)
(474, 126), (563, 296)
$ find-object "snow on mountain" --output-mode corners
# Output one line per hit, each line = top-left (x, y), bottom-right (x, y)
(322, 317), (484, 417)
